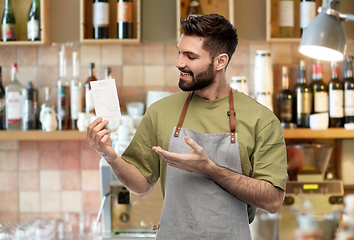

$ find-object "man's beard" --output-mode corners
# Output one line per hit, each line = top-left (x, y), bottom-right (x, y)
(178, 61), (216, 91)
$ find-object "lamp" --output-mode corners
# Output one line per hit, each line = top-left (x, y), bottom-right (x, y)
(298, 0), (354, 62)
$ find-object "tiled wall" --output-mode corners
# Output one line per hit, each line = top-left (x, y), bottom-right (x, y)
(0, 41), (353, 223)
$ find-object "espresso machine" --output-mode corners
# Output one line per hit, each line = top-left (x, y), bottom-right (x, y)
(99, 158), (163, 239)
(278, 143), (344, 240)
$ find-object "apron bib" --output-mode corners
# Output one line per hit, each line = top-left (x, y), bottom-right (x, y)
(156, 89), (252, 240)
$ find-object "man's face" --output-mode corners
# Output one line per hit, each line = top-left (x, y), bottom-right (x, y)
(176, 34), (216, 91)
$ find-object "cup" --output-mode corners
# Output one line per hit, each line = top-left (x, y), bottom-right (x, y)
(127, 102), (144, 116)
(230, 76), (249, 95)
(309, 112), (329, 130)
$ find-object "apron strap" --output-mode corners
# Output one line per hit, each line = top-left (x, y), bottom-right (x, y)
(174, 89), (236, 143)
(174, 92), (193, 137)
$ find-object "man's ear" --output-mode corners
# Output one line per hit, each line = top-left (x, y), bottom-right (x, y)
(215, 53), (229, 71)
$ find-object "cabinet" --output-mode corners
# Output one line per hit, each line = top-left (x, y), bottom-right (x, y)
(176, 0), (234, 41)
(80, 0), (141, 44)
(0, 0), (49, 45)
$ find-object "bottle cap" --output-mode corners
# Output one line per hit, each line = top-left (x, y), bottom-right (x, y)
(12, 63), (17, 69)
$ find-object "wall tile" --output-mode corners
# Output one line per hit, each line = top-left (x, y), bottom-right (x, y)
(39, 66), (58, 87)
(40, 192), (61, 212)
(0, 192), (19, 212)
(61, 191), (82, 212)
(102, 45), (123, 66)
(165, 44), (177, 65)
(120, 86), (145, 112)
(0, 140), (18, 150)
(61, 150), (81, 170)
(0, 172), (18, 191)
(19, 150), (39, 171)
(165, 65), (179, 87)
(81, 149), (100, 170)
(41, 212), (61, 219)
(81, 170), (100, 191)
(40, 140), (60, 149)
(40, 150), (60, 170)
(81, 140), (92, 150)
(231, 43), (249, 66)
(40, 170), (60, 191)
(60, 140), (81, 150)
(0, 212), (19, 222)
(270, 43), (293, 64)
(80, 45), (101, 66)
(38, 46), (59, 66)
(0, 46), (16, 66)
(18, 46), (38, 66)
(62, 170), (81, 191)
(20, 171), (39, 191)
(122, 65), (144, 87)
(144, 66), (165, 87)
(82, 191), (100, 212)
(19, 141), (39, 149)
(20, 212), (41, 222)
(144, 45), (164, 65)
(123, 45), (144, 65)
(227, 65), (249, 84)
(19, 191), (40, 212)
(0, 151), (18, 171)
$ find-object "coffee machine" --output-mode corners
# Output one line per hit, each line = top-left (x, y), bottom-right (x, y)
(99, 158), (164, 239)
(278, 143), (344, 240)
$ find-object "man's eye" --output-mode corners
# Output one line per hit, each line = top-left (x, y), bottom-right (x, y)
(188, 55), (196, 60)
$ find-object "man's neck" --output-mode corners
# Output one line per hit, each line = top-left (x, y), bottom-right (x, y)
(194, 73), (231, 101)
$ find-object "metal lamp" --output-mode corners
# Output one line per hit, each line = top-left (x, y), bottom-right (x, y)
(298, 0), (354, 62)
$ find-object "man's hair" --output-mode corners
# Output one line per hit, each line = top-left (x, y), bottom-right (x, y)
(180, 14), (238, 67)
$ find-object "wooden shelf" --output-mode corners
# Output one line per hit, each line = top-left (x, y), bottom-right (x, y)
(283, 128), (354, 139)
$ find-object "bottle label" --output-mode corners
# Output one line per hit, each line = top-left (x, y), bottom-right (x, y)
(6, 92), (21, 123)
(58, 87), (68, 119)
(2, 23), (16, 40)
(27, 19), (39, 39)
(314, 92), (328, 112)
(329, 89), (344, 117)
(117, 2), (133, 23)
(71, 85), (82, 120)
(345, 89), (354, 116)
(93, 2), (109, 27)
(279, 1), (294, 27)
(300, 2), (316, 29)
(280, 99), (293, 122)
(85, 88), (95, 113)
(297, 92), (312, 114)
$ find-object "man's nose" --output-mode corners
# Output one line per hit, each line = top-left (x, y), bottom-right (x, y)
(175, 55), (186, 69)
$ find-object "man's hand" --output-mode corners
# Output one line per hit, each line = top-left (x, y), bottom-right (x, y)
(152, 136), (216, 175)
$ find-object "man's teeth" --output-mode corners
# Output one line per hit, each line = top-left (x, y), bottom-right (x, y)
(181, 72), (191, 77)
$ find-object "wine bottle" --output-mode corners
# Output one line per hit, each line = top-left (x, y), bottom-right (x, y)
(300, 0), (316, 35)
(0, 66), (5, 130)
(2, 0), (16, 42)
(278, 0), (294, 38)
(105, 67), (112, 80)
(22, 81), (38, 130)
(117, 0), (133, 39)
(5, 63), (23, 130)
(57, 50), (71, 130)
(312, 60), (329, 114)
(276, 66), (293, 126)
(93, 0), (109, 39)
(85, 63), (97, 114)
(344, 56), (354, 123)
(294, 60), (312, 127)
(70, 52), (82, 130)
(27, 0), (40, 41)
(328, 62), (344, 127)
(187, 0), (203, 16)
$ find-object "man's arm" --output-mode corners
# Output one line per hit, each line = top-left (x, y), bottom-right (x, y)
(87, 117), (155, 197)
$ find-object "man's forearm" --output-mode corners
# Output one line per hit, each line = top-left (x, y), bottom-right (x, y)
(204, 164), (285, 214)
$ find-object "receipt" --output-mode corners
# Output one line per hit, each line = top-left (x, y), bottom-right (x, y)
(90, 79), (121, 122)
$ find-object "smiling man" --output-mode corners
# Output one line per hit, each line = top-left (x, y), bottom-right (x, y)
(87, 14), (287, 240)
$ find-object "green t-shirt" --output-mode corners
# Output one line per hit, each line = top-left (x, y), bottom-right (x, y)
(122, 90), (287, 222)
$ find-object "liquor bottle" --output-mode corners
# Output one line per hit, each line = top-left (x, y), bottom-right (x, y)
(300, 0), (316, 35)
(5, 63), (23, 130)
(117, 0), (133, 39)
(344, 56), (354, 123)
(40, 87), (55, 131)
(70, 52), (82, 130)
(85, 63), (97, 114)
(276, 66), (293, 126)
(328, 62), (344, 127)
(105, 67), (112, 80)
(27, 0), (40, 41)
(2, 0), (16, 41)
(187, 0), (203, 16)
(278, 0), (294, 38)
(22, 81), (38, 130)
(0, 67), (5, 129)
(93, 0), (109, 39)
(57, 50), (71, 130)
(294, 60), (312, 127)
(312, 60), (329, 114)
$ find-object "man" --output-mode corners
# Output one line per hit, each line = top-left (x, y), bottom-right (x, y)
(87, 14), (287, 239)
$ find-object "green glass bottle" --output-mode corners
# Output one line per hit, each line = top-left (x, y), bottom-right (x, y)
(27, 0), (40, 41)
(1, 0), (16, 41)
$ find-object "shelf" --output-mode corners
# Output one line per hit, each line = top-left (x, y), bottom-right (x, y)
(0, 0), (50, 45)
(80, 0), (141, 44)
(0, 130), (86, 141)
(283, 128), (354, 139)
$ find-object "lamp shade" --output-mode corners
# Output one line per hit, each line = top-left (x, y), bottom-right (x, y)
(298, 12), (347, 62)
